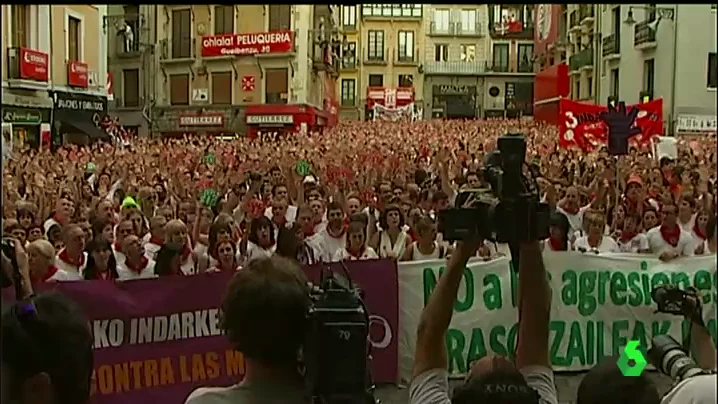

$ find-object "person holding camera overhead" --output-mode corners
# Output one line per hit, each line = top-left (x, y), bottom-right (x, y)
(409, 236), (558, 403)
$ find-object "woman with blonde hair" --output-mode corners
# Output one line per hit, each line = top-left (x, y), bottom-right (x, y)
(165, 219), (196, 275)
(27, 239), (58, 284)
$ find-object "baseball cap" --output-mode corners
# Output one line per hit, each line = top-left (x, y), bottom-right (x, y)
(627, 174), (643, 187)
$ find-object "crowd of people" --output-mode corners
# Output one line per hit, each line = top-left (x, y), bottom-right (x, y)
(2, 119), (716, 283)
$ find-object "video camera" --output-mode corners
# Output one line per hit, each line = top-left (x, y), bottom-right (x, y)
(438, 134), (550, 267)
(303, 263), (378, 404)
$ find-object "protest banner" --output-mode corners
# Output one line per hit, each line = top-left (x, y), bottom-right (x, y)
(30, 259), (398, 404)
(397, 253), (717, 382)
(559, 98), (663, 152)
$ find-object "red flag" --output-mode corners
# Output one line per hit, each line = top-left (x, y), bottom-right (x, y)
(559, 99), (663, 152)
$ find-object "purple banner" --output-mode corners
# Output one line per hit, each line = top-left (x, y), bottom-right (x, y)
(28, 259), (398, 404)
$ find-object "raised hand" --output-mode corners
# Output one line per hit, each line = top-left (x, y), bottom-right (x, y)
(600, 101), (641, 156)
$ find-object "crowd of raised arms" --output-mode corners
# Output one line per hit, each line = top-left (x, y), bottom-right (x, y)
(2, 118), (716, 283)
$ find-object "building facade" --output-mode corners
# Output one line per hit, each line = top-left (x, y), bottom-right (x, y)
(336, 4), (425, 121)
(150, 5), (337, 137)
(567, 5), (598, 102)
(532, 4), (569, 124)
(2, 5), (109, 148)
(598, 4), (717, 134)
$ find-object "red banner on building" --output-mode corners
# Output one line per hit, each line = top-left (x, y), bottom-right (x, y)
(68, 60), (89, 88)
(201, 31), (294, 57)
(366, 87), (414, 109)
(559, 98), (664, 152)
(18, 47), (49, 82)
(534, 5), (560, 57)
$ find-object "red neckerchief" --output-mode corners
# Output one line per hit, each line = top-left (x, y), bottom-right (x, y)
(548, 236), (564, 251)
(303, 227), (316, 238)
(218, 260), (238, 272)
(259, 240), (275, 250)
(125, 256), (149, 273)
(113, 241), (123, 253)
(52, 214), (66, 225)
(408, 229), (417, 242)
(34, 265), (59, 283)
(347, 246), (365, 259)
(273, 216), (287, 228)
(659, 225), (681, 247)
(693, 222), (706, 240)
(560, 201), (579, 215)
(327, 224), (347, 239)
(620, 230), (637, 243)
(342, 217), (351, 227)
(149, 236), (164, 245)
(58, 248), (85, 267)
(91, 269), (116, 281)
(180, 244), (192, 261)
(587, 236), (602, 249)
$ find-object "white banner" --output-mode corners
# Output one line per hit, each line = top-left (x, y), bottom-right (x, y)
(398, 253), (717, 382)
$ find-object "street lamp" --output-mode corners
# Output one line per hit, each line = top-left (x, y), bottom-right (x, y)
(624, 6), (675, 28)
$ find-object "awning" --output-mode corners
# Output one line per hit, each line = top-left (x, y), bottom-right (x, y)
(60, 119), (109, 140)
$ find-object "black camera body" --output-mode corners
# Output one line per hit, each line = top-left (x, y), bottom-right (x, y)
(304, 267), (376, 404)
(1, 238), (20, 293)
(439, 134), (550, 243)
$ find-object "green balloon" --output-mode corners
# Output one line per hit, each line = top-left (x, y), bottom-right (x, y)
(203, 153), (216, 165)
(296, 160), (312, 176)
(200, 188), (219, 208)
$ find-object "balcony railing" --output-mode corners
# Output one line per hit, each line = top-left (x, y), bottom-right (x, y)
(107, 13), (146, 58)
(341, 97), (356, 106)
(517, 61), (534, 73)
(489, 21), (534, 39)
(429, 21), (455, 36)
(569, 46), (594, 71)
(341, 57), (357, 70)
(423, 60), (486, 75)
(602, 33), (620, 56)
(487, 60), (509, 73)
(579, 5), (595, 23)
(364, 47), (388, 64)
(342, 22), (357, 32)
(457, 22), (485, 36)
(634, 21), (657, 47)
(159, 38), (195, 61)
(395, 48), (418, 65)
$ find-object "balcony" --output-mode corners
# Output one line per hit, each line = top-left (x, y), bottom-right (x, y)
(423, 60), (486, 75)
(517, 61), (534, 73)
(569, 11), (581, 33)
(342, 22), (357, 33)
(569, 46), (594, 73)
(159, 38), (195, 64)
(341, 56), (357, 71)
(341, 97), (357, 107)
(602, 33), (620, 60)
(361, 4), (422, 20)
(310, 42), (340, 74)
(489, 20), (534, 39)
(106, 13), (147, 59)
(394, 48), (419, 66)
(363, 48), (388, 65)
(579, 5), (594, 25)
(486, 60), (509, 73)
(634, 21), (657, 50)
(457, 22), (485, 37)
(429, 21), (456, 36)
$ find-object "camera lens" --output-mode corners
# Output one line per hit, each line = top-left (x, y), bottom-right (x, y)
(648, 335), (703, 380)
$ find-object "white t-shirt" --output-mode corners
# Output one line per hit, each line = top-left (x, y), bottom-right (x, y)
(574, 235), (619, 253)
(264, 205), (298, 224)
(54, 250), (88, 281)
(185, 381), (306, 404)
(117, 258), (156, 280)
(556, 204), (591, 234)
(646, 226), (695, 257)
(307, 228), (346, 262)
(660, 374), (717, 404)
(616, 233), (650, 253)
(679, 212), (698, 232)
(332, 246), (378, 261)
(244, 241), (275, 263)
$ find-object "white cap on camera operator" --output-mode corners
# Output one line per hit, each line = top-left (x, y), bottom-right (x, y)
(661, 373), (717, 404)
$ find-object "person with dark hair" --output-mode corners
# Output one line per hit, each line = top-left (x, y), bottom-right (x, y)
(184, 256), (310, 403)
(84, 237), (119, 280)
(276, 223), (318, 266)
(91, 216), (114, 244)
(705, 214), (717, 254)
(646, 202), (694, 261)
(370, 204), (410, 259)
(307, 201), (346, 262)
(544, 212), (570, 251)
(334, 220), (378, 261)
(244, 216), (276, 263)
(576, 356), (660, 404)
(409, 237), (557, 403)
(207, 240), (240, 272)
(154, 242), (184, 277)
(1, 292), (94, 404)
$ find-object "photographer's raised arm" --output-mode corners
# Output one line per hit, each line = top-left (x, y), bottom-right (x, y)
(411, 240), (480, 378)
(689, 321), (717, 370)
(516, 241), (551, 369)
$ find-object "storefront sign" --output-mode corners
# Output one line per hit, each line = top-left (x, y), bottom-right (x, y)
(2, 107), (42, 125)
(246, 115), (294, 125)
(435, 85), (475, 95)
(676, 114), (717, 133)
(67, 61), (89, 88)
(55, 95), (106, 112)
(201, 30), (294, 57)
(179, 114), (225, 127)
(18, 48), (49, 82)
(366, 87), (415, 109)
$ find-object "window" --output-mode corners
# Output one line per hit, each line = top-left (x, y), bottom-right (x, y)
(122, 69), (140, 107)
(11, 5), (29, 48)
(610, 68), (620, 97)
(398, 74), (413, 87)
(341, 79), (356, 105)
(343, 41), (357, 68)
(212, 72), (232, 104)
(433, 9), (450, 32)
(460, 9), (477, 32)
(612, 6), (620, 35)
(368, 74), (383, 87)
(587, 76), (593, 97)
(342, 6), (356, 28)
(214, 5), (234, 34)
(643, 59), (655, 95)
(492, 43), (509, 69)
(709, 53), (717, 89)
(68, 16), (81, 61)
(172, 9), (191, 58)
(169, 74), (189, 105)
(123, 6), (141, 51)
(518, 44), (533, 72)
(269, 5), (291, 30)
(397, 31), (414, 61)
(265, 68), (288, 104)
(362, 4), (422, 18)
(461, 44), (476, 62)
(574, 79), (581, 99)
(367, 30), (385, 60)
(435, 44), (448, 62)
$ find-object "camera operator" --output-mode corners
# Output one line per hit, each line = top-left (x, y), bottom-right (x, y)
(409, 239), (557, 404)
(2, 238), (33, 300)
(185, 255), (311, 403)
